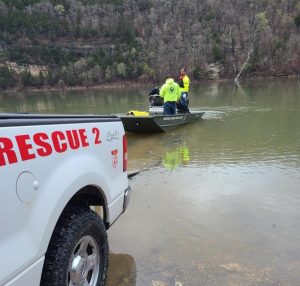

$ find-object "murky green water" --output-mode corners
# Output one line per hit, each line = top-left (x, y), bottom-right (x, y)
(1, 78), (300, 285)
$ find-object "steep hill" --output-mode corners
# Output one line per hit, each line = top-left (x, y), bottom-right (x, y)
(0, 0), (299, 89)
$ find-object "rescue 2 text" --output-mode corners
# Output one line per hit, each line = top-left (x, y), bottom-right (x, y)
(0, 127), (101, 167)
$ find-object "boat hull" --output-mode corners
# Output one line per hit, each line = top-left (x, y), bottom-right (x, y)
(120, 112), (204, 133)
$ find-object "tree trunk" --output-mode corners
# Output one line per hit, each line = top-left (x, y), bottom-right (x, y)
(234, 45), (254, 83)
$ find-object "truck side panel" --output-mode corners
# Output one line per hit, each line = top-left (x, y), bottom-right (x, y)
(5, 258), (44, 286)
(0, 120), (128, 285)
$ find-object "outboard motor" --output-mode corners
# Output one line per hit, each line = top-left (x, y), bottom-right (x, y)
(148, 86), (163, 107)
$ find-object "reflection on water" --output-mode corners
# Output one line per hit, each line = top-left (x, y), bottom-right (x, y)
(1, 78), (300, 285)
(107, 253), (136, 286)
(0, 88), (148, 115)
(126, 132), (195, 172)
(162, 143), (190, 170)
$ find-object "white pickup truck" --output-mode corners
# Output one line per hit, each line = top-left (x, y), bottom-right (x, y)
(0, 113), (131, 286)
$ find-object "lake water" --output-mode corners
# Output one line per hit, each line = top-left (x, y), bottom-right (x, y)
(1, 78), (300, 285)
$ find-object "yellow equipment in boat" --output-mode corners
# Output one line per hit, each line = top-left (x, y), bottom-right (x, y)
(127, 110), (149, 116)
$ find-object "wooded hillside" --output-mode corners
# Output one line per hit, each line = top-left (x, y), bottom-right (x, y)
(0, 0), (299, 89)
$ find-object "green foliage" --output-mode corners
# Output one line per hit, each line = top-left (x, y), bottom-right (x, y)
(50, 0), (69, 8)
(295, 14), (300, 27)
(0, 65), (14, 89)
(1, 0), (41, 9)
(105, 66), (113, 81)
(256, 12), (269, 30)
(115, 22), (136, 45)
(18, 68), (44, 87)
(193, 67), (201, 80)
(21, 69), (33, 87)
(37, 71), (45, 86)
(116, 62), (127, 78)
(61, 66), (76, 86)
(203, 12), (215, 22)
(212, 45), (223, 62)
(142, 64), (155, 79)
(79, 0), (122, 5)
(248, 47), (259, 72)
(273, 37), (286, 51)
(54, 4), (66, 16)
(137, 0), (152, 11)
(7, 45), (80, 66)
(0, 10), (69, 38)
(211, 32), (220, 43)
(45, 68), (60, 86)
(32, 73), (44, 87)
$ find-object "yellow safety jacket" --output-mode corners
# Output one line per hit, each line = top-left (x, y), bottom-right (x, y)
(180, 75), (190, 92)
(159, 78), (181, 103)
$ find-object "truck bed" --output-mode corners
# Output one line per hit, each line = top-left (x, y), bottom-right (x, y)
(0, 113), (120, 127)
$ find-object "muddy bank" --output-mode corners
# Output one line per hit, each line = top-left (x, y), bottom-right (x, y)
(0, 81), (147, 93)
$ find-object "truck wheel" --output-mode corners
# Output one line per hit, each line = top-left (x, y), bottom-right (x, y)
(41, 206), (109, 286)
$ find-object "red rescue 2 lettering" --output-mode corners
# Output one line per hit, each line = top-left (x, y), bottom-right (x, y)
(0, 128), (99, 167)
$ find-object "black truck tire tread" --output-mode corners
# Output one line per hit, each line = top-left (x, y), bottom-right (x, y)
(40, 205), (109, 286)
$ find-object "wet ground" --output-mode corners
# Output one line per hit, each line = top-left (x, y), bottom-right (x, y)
(107, 164), (300, 285)
(1, 78), (300, 285)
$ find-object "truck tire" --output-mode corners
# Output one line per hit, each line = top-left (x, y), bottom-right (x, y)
(41, 206), (109, 286)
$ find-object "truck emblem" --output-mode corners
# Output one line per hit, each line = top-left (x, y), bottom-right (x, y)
(106, 130), (119, 142)
(111, 149), (118, 168)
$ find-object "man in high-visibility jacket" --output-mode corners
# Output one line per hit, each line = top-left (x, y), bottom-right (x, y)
(159, 76), (181, 115)
(178, 67), (190, 113)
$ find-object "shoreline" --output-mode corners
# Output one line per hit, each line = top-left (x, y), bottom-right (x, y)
(1, 81), (149, 93)
(1, 74), (298, 93)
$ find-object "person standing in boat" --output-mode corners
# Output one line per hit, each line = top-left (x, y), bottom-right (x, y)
(159, 75), (181, 115)
(177, 67), (190, 113)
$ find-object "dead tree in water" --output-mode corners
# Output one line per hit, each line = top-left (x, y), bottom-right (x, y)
(234, 46), (254, 84)
(234, 12), (268, 84)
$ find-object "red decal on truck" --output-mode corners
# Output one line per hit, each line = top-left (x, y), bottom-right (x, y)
(66, 130), (80, 150)
(15, 134), (36, 161)
(79, 129), (89, 147)
(52, 131), (67, 153)
(34, 133), (52, 156)
(111, 149), (118, 168)
(0, 127), (102, 167)
(92, 127), (101, 145)
(0, 137), (18, 166)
